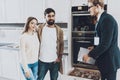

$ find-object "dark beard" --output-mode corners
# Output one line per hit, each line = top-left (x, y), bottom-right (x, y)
(47, 20), (55, 25)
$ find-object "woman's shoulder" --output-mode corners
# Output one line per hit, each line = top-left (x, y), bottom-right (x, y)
(21, 33), (28, 36)
(20, 33), (29, 39)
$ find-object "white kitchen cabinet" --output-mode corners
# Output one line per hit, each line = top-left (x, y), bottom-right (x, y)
(0, 0), (44, 23)
(0, 49), (21, 80)
(0, 0), (21, 23)
(0, 0), (71, 23)
(19, 0), (44, 23)
(4, 0), (21, 23)
(0, 0), (6, 23)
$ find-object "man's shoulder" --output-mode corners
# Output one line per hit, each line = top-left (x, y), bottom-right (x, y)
(102, 12), (113, 19)
(38, 23), (45, 29)
(55, 24), (63, 31)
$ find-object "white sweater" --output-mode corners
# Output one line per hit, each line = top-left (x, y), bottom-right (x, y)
(20, 32), (39, 72)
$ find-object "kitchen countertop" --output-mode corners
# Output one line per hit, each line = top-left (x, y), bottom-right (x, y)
(0, 77), (13, 80)
(0, 43), (13, 46)
(0, 44), (68, 54)
(0, 44), (19, 51)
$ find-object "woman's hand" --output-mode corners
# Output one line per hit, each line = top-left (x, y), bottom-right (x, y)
(25, 71), (31, 78)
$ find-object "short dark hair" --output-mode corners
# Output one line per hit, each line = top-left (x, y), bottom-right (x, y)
(44, 8), (55, 16)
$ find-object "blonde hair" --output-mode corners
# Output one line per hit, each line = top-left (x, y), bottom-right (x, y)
(88, 0), (104, 8)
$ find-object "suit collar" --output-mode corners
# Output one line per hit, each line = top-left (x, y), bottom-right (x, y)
(97, 10), (104, 22)
(97, 11), (107, 24)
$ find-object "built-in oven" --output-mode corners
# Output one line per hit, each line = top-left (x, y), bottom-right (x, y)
(72, 5), (97, 69)
(71, 5), (107, 69)
(70, 5), (107, 80)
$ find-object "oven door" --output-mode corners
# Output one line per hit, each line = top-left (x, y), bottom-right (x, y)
(71, 12), (98, 69)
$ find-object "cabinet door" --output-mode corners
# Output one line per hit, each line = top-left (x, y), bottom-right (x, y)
(1, 0), (44, 23)
(0, 49), (20, 80)
(0, 51), (2, 76)
(0, 0), (5, 23)
(20, 0), (44, 23)
(5, 0), (21, 23)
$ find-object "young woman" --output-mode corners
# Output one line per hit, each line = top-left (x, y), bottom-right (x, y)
(20, 17), (39, 80)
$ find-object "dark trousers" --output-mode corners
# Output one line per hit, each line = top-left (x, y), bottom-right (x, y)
(37, 60), (60, 80)
(101, 71), (117, 80)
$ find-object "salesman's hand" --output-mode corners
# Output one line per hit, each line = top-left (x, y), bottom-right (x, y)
(83, 54), (90, 63)
(88, 46), (94, 51)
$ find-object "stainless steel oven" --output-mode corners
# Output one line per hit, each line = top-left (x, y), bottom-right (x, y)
(70, 5), (107, 80)
(71, 5), (107, 69)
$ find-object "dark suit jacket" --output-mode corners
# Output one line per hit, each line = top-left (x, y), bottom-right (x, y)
(88, 12), (120, 73)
